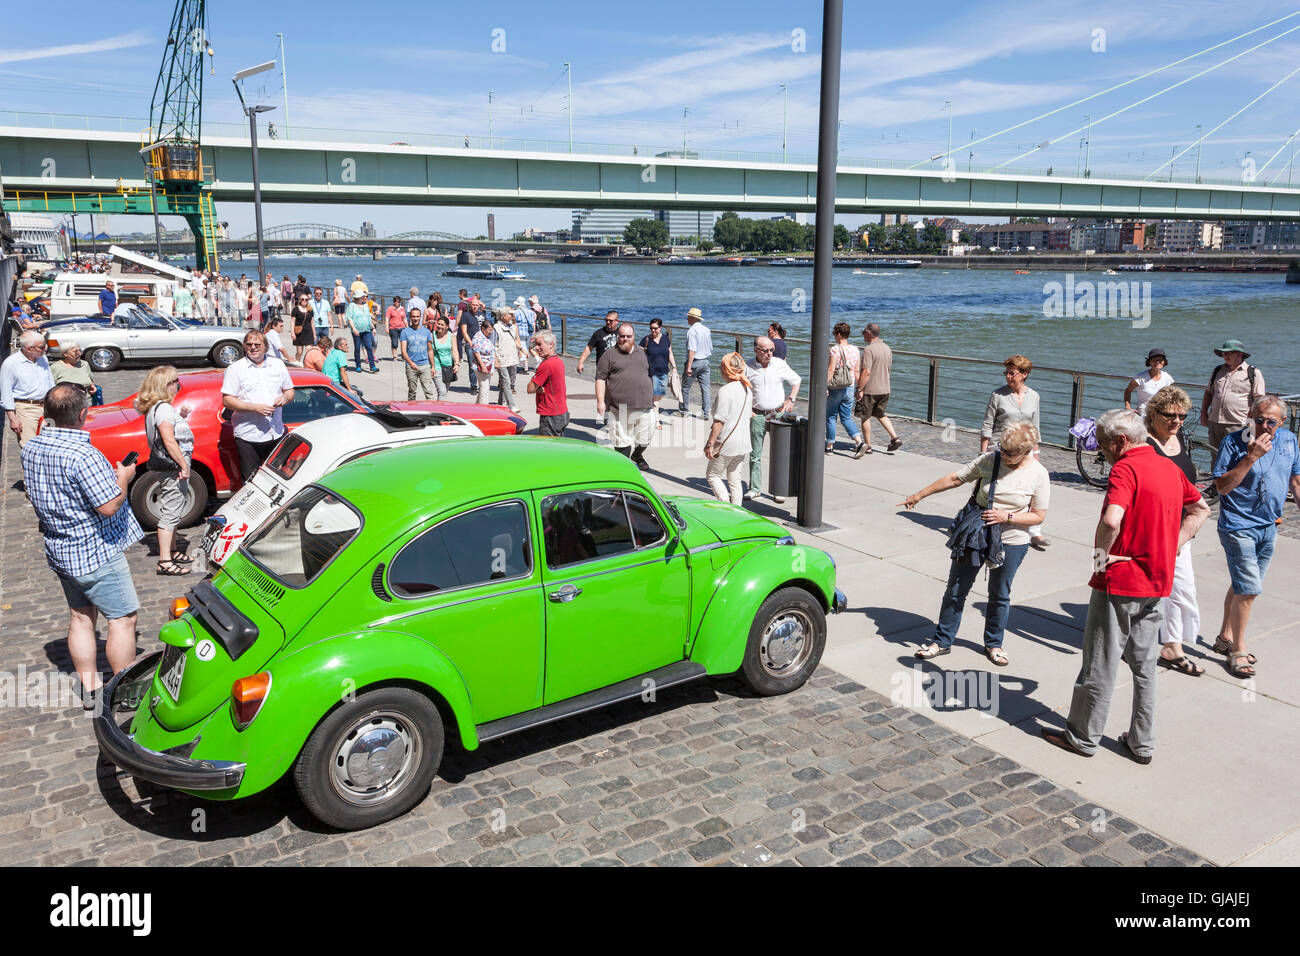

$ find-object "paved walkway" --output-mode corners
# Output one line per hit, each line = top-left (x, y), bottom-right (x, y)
(0, 350), (1291, 865)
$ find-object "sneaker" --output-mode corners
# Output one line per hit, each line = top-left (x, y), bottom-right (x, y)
(1030, 536), (1051, 551)
(887, 437), (903, 452)
(743, 489), (760, 501)
(510, 407), (523, 414)
(854, 441), (871, 458)
(772, 496), (786, 504)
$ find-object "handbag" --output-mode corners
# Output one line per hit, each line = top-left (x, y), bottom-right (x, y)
(145, 404), (181, 473)
(828, 344), (854, 388)
(668, 364), (684, 403)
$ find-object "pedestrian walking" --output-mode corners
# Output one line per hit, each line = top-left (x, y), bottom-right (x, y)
(827, 322), (866, 455)
(399, 305), (436, 400)
(682, 307), (713, 417)
(639, 318), (675, 421)
(1209, 396), (1300, 678)
(430, 313), (460, 399)
(264, 316), (289, 363)
(1200, 339), (1266, 452)
(472, 316), (498, 404)
(385, 293), (407, 361)
(291, 292), (314, 364)
(854, 322), (902, 455)
(513, 296), (536, 371)
(136, 366), (194, 576)
(220, 330), (294, 480)
(744, 336), (800, 503)
(1043, 409), (1209, 764)
(577, 310), (620, 375)
(21, 383), (143, 705)
(2, 331), (56, 455)
(1143, 386), (1207, 676)
(705, 352), (753, 505)
(596, 323), (654, 469)
(346, 291), (378, 373)
(980, 354), (1047, 549)
(528, 330), (569, 437)
(493, 309), (524, 412)
(900, 422), (1050, 666)
(1123, 348), (1174, 416)
(350, 274), (369, 299)
(331, 279), (347, 326)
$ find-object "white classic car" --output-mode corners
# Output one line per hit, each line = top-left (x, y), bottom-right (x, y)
(202, 407), (483, 566)
(43, 305), (247, 371)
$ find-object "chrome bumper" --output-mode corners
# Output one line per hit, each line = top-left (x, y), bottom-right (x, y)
(93, 651), (246, 791)
(832, 588), (848, 614)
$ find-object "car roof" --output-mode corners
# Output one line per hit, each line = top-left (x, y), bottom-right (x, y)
(289, 412), (481, 452)
(317, 437), (646, 540)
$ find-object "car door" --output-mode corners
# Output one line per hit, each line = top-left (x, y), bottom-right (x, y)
(537, 486), (689, 704)
(381, 498), (545, 724)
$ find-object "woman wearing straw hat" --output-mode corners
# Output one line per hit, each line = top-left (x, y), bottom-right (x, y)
(705, 353), (754, 505)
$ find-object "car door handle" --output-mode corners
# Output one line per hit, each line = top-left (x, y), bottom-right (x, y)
(548, 584), (582, 603)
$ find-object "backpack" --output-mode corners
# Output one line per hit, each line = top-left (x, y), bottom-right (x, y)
(1211, 362), (1258, 402)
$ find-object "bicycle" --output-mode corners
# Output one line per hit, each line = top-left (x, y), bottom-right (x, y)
(1074, 415), (1218, 494)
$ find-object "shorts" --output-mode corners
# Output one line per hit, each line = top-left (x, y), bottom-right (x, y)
(333, 302), (345, 315)
(539, 412), (569, 437)
(1219, 524), (1276, 596)
(57, 552), (139, 620)
(651, 373), (668, 397)
(155, 475), (190, 530)
(855, 393), (889, 418)
(606, 407), (654, 448)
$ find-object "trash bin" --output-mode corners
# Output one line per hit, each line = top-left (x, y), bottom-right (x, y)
(766, 415), (808, 498)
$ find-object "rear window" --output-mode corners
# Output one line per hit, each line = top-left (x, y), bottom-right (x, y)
(241, 486), (361, 588)
(268, 433), (312, 479)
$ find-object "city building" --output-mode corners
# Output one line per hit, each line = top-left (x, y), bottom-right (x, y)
(974, 221), (1069, 250)
(487, 214), (495, 241)
(360, 221), (377, 238)
(571, 209), (653, 242)
(656, 209), (718, 243)
(880, 213), (909, 226)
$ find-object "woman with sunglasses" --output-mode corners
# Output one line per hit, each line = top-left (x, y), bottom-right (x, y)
(1144, 385), (1204, 675)
(980, 355), (1048, 550)
(134, 366), (194, 576)
(290, 293), (315, 364)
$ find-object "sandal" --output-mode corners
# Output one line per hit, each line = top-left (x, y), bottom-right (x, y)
(1158, 654), (1204, 676)
(156, 561), (191, 576)
(985, 647), (1009, 666)
(1227, 652), (1255, 678)
(1212, 636), (1255, 665)
(171, 551), (193, 564)
(915, 642), (950, 659)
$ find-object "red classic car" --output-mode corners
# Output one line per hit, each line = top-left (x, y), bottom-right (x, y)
(85, 367), (526, 529)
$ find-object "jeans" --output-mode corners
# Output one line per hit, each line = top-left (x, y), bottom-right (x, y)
(353, 330), (376, 371)
(931, 543), (1029, 649)
(684, 358), (711, 414)
(826, 387), (862, 443)
(389, 329), (403, 354)
(749, 414), (767, 492)
(1219, 523), (1276, 595)
(497, 366), (517, 409)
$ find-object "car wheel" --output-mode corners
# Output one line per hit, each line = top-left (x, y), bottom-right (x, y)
(211, 341), (244, 368)
(128, 470), (210, 531)
(87, 347), (122, 372)
(294, 687), (444, 831)
(740, 587), (826, 696)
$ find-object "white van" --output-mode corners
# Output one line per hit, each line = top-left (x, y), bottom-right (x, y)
(48, 273), (176, 318)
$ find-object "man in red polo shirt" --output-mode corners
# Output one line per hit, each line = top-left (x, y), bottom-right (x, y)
(527, 329), (568, 437)
(1044, 409), (1209, 764)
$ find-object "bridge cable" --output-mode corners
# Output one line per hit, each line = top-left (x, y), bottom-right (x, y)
(991, 20), (1300, 171)
(1251, 123), (1300, 183)
(907, 10), (1300, 170)
(1145, 63), (1300, 180)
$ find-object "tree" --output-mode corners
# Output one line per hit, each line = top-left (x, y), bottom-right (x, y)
(713, 213), (743, 251)
(698, 239), (715, 254)
(890, 224), (919, 252)
(959, 229), (973, 244)
(623, 218), (669, 252)
(833, 224), (850, 250)
(919, 222), (946, 254)
(775, 219), (805, 252)
(866, 224), (888, 250)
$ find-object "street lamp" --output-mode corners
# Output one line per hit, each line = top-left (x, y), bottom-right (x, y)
(233, 61), (277, 285)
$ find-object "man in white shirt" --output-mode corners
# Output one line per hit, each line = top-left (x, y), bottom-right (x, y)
(2, 331), (56, 452)
(221, 329), (295, 480)
(745, 336), (801, 503)
(406, 286), (422, 314)
(683, 307), (713, 417)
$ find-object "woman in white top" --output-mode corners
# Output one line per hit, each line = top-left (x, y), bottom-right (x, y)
(1124, 347), (1175, 416)
(826, 321), (866, 456)
(135, 365), (196, 575)
(898, 422), (1050, 666)
(705, 353), (754, 505)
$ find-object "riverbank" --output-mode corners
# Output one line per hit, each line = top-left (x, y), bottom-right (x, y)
(560, 252), (1300, 273)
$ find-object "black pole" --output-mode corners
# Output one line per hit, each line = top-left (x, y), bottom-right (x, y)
(248, 108), (268, 285)
(798, 0), (842, 530)
(70, 214), (79, 258)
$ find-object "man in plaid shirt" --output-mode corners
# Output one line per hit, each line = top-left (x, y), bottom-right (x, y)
(22, 384), (143, 707)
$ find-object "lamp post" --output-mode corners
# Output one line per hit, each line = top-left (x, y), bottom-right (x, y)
(233, 61), (277, 285)
(275, 33), (291, 138)
(1194, 124), (1203, 183)
(780, 83), (788, 162)
(683, 106), (690, 155)
(488, 90), (494, 148)
(564, 61), (573, 153)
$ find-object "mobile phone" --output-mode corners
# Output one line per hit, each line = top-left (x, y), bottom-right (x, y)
(121, 451), (139, 466)
(1242, 421), (1257, 443)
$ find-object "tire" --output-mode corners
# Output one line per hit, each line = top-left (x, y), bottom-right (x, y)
(128, 470), (209, 531)
(87, 347), (122, 372)
(293, 687), (444, 831)
(1075, 443), (1110, 489)
(740, 586), (826, 696)
(210, 341), (244, 368)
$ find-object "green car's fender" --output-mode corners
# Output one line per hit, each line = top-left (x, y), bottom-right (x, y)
(229, 629), (479, 794)
(688, 544), (836, 675)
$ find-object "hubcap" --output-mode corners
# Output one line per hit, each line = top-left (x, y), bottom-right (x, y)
(146, 481), (194, 519)
(216, 344), (241, 366)
(89, 348), (116, 370)
(329, 711), (421, 806)
(759, 608), (814, 677)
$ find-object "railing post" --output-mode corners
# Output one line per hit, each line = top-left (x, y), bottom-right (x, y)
(734, 335), (742, 355)
(927, 358), (939, 424)
(1068, 373), (1085, 449)
(560, 314), (567, 355)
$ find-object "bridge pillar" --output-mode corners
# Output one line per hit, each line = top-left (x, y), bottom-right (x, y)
(372, 248), (384, 260)
(230, 249), (243, 261)
(456, 251), (476, 265)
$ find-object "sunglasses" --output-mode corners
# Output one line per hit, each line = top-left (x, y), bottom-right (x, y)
(756, 347), (774, 353)
(1157, 411), (1187, 421)
(1253, 417), (1279, 427)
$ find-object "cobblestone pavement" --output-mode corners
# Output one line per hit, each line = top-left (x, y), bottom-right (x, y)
(0, 364), (1207, 866)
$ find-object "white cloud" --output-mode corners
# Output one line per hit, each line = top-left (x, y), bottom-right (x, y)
(0, 32), (151, 65)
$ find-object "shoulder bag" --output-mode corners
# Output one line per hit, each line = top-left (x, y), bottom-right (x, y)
(145, 404), (181, 473)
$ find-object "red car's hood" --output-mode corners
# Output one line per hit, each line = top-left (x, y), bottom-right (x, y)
(381, 400), (525, 435)
(85, 405), (139, 430)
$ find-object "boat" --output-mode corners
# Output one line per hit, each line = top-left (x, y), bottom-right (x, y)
(441, 263), (528, 280)
(656, 256), (756, 266)
(1014, 270), (1031, 275)
(767, 257), (810, 267)
(1104, 269), (1119, 276)
(1116, 263), (1154, 272)
(833, 259), (922, 269)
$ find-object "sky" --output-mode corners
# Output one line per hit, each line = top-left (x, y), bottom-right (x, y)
(5, 0), (1300, 237)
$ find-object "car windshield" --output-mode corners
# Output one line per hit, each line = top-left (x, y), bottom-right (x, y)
(241, 486), (361, 588)
(118, 307), (172, 329)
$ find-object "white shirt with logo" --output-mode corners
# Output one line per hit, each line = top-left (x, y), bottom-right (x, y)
(221, 356), (293, 443)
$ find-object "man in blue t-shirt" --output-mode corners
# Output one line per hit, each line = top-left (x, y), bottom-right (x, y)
(399, 306), (435, 400)
(1211, 395), (1300, 679)
(98, 281), (116, 315)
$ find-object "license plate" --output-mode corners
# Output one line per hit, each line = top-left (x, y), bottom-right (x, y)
(202, 524), (219, 556)
(161, 651), (186, 703)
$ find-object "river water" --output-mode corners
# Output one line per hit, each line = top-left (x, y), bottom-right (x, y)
(251, 254), (1297, 437)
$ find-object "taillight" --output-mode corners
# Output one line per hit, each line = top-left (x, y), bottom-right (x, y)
(281, 442), (310, 476)
(170, 597), (190, 619)
(231, 672), (272, 730)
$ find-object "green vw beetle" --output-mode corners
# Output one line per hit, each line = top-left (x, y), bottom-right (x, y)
(96, 438), (846, 830)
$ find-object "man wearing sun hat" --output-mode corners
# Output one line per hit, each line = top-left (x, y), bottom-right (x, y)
(683, 307), (713, 417)
(1200, 339), (1266, 452)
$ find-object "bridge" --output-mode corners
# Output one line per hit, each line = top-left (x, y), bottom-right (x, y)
(4, 119), (1300, 221)
(107, 235), (613, 258)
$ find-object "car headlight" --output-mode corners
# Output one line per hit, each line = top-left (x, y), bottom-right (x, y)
(775, 534), (795, 546)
